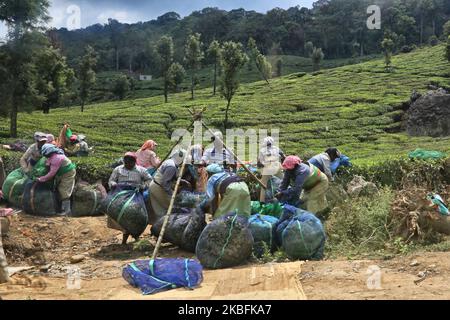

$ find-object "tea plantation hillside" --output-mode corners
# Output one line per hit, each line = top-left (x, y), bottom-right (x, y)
(92, 54), (379, 101)
(1, 45), (449, 182)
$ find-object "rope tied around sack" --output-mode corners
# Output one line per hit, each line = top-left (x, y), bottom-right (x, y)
(295, 220), (312, 257)
(213, 213), (238, 269)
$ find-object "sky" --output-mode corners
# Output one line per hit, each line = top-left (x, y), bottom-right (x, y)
(0, 0), (314, 40)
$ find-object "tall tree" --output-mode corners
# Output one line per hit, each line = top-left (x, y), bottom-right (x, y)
(112, 75), (130, 100)
(184, 33), (204, 100)
(220, 41), (248, 129)
(0, 0), (51, 137)
(168, 62), (186, 92)
(107, 18), (122, 71)
(304, 41), (314, 58)
(156, 36), (174, 103)
(207, 40), (222, 95)
(35, 45), (74, 114)
(78, 45), (97, 112)
(381, 37), (395, 71)
(247, 37), (272, 84)
(311, 47), (324, 71)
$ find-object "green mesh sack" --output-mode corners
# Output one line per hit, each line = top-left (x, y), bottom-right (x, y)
(2, 169), (27, 207)
(408, 149), (447, 160)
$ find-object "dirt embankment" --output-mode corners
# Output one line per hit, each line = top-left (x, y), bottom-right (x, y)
(1, 212), (450, 300)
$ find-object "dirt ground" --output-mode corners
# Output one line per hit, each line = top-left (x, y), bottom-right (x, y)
(1, 212), (450, 300)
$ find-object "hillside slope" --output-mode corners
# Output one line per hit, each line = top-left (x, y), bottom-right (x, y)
(92, 54), (379, 101)
(1, 45), (449, 180)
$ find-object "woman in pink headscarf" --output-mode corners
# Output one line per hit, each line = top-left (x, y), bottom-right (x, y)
(275, 155), (329, 214)
(135, 140), (161, 175)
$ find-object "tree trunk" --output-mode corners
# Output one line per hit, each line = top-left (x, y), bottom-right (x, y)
(213, 62), (217, 96)
(224, 99), (231, 130)
(164, 77), (168, 103)
(432, 18), (436, 36)
(191, 74), (195, 100)
(0, 222), (9, 284)
(10, 101), (18, 138)
(129, 56), (133, 73)
(81, 100), (85, 112)
(420, 14), (424, 44)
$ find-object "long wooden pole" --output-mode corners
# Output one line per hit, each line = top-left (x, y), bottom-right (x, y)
(151, 137), (193, 260)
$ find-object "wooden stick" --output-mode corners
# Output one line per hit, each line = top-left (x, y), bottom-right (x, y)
(151, 138), (193, 260)
(199, 119), (267, 190)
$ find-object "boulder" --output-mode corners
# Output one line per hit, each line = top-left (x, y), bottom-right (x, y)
(347, 176), (378, 197)
(406, 89), (450, 137)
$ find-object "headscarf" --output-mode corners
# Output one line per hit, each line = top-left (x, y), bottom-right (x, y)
(41, 144), (65, 157)
(170, 149), (187, 166)
(263, 136), (275, 146)
(140, 140), (157, 152)
(282, 156), (302, 170)
(212, 131), (224, 150)
(34, 132), (46, 142)
(47, 134), (55, 144)
(206, 164), (224, 174)
(325, 148), (341, 162)
(124, 152), (137, 161)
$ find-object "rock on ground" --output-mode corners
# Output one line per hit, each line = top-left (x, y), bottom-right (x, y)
(406, 89), (450, 137)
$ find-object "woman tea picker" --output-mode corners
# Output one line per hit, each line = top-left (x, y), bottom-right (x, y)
(136, 140), (161, 176)
(108, 152), (153, 244)
(36, 144), (77, 215)
(20, 132), (48, 173)
(275, 155), (329, 214)
(148, 149), (187, 224)
(198, 164), (251, 219)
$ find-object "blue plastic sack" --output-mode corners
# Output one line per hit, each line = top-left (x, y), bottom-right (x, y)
(248, 214), (279, 257)
(122, 258), (203, 295)
(330, 155), (352, 174)
(275, 205), (326, 261)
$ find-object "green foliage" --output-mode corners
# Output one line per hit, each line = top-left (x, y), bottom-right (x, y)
(381, 38), (395, 71)
(1, 45), (449, 185)
(247, 37), (272, 83)
(35, 45), (74, 113)
(220, 41), (248, 129)
(207, 40), (222, 95)
(311, 47), (324, 71)
(446, 36), (450, 62)
(326, 188), (395, 258)
(156, 36), (174, 103)
(444, 20), (450, 38)
(168, 62), (186, 92)
(78, 45), (98, 112)
(429, 35), (439, 46)
(184, 33), (204, 99)
(112, 75), (130, 100)
(304, 41), (314, 58)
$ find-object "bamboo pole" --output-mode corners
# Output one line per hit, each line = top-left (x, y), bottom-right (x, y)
(151, 137), (193, 260)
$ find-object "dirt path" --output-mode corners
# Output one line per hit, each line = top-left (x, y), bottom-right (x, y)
(1, 212), (449, 300)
